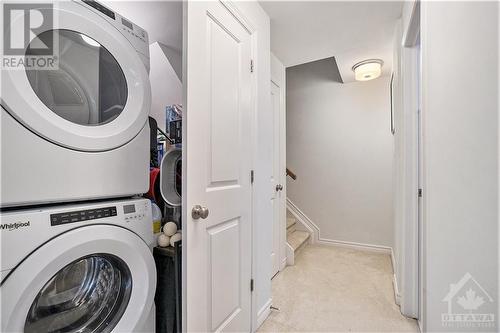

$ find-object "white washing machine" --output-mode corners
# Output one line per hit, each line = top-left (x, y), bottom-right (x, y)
(1, 0), (152, 208)
(0, 198), (156, 332)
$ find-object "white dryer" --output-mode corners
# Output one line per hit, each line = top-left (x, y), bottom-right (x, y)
(1, 0), (152, 207)
(0, 198), (156, 332)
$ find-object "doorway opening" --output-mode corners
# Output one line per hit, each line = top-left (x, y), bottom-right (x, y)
(261, 1), (422, 332)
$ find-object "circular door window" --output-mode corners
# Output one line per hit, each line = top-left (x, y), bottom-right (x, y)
(25, 30), (128, 126)
(24, 254), (132, 333)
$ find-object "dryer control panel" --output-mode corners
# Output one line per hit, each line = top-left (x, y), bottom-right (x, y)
(76, 0), (150, 70)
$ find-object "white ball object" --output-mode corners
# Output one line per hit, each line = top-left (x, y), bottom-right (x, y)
(157, 234), (170, 247)
(170, 232), (182, 247)
(163, 222), (177, 236)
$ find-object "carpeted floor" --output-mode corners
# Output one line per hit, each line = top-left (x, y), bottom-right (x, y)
(258, 244), (419, 332)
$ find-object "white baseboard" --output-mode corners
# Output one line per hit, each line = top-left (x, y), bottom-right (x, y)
(256, 298), (272, 330)
(390, 247), (397, 270)
(280, 257), (287, 271)
(390, 248), (402, 305)
(285, 242), (294, 266)
(316, 238), (392, 254)
(393, 273), (401, 305)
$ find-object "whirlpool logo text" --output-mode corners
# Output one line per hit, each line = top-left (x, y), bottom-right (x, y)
(0, 221), (30, 231)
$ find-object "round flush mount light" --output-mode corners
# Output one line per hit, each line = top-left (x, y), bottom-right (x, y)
(352, 59), (384, 81)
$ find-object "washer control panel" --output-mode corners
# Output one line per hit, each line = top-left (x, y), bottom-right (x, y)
(50, 207), (117, 226)
(123, 202), (147, 223)
(48, 200), (151, 228)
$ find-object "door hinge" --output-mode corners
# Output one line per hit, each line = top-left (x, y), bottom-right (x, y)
(250, 279), (254, 292)
(250, 60), (254, 73)
(418, 188), (423, 198)
(251, 170), (254, 184)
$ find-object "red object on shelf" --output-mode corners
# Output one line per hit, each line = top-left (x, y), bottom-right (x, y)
(146, 168), (161, 202)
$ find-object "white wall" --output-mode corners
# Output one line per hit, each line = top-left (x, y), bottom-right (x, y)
(286, 59), (394, 248)
(149, 42), (182, 132)
(421, 2), (498, 331)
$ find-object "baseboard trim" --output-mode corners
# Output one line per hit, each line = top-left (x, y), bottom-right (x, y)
(390, 248), (402, 305)
(316, 238), (392, 254)
(280, 257), (287, 271)
(393, 273), (402, 305)
(285, 242), (294, 266)
(390, 247), (397, 271)
(256, 298), (272, 330)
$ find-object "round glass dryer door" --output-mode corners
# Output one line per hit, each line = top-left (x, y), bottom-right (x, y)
(25, 30), (128, 127)
(24, 255), (131, 333)
(0, 2), (150, 151)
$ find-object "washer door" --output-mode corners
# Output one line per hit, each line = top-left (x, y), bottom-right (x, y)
(0, 2), (150, 151)
(0, 225), (156, 332)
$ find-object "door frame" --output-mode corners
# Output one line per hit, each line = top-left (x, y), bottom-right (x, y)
(270, 53), (287, 274)
(399, 0), (421, 320)
(181, 1), (259, 332)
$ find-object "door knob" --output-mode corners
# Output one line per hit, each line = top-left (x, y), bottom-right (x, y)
(275, 184), (283, 191)
(192, 205), (209, 219)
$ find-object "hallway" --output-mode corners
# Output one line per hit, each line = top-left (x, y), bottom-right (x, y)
(258, 245), (419, 332)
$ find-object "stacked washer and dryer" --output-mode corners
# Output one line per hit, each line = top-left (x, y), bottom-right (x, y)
(1, 1), (156, 332)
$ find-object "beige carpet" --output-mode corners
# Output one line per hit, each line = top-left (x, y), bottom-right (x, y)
(258, 245), (419, 332)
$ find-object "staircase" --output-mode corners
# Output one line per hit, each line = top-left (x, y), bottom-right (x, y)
(286, 214), (310, 264)
(284, 167), (311, 265)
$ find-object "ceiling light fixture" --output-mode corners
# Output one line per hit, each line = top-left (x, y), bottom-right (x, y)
(352, 59), (384, 81)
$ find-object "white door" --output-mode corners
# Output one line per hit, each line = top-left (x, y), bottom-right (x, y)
(183, 1), (253, 332)
(270, 81), (282, 278)
(270, 55), (286, 279)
